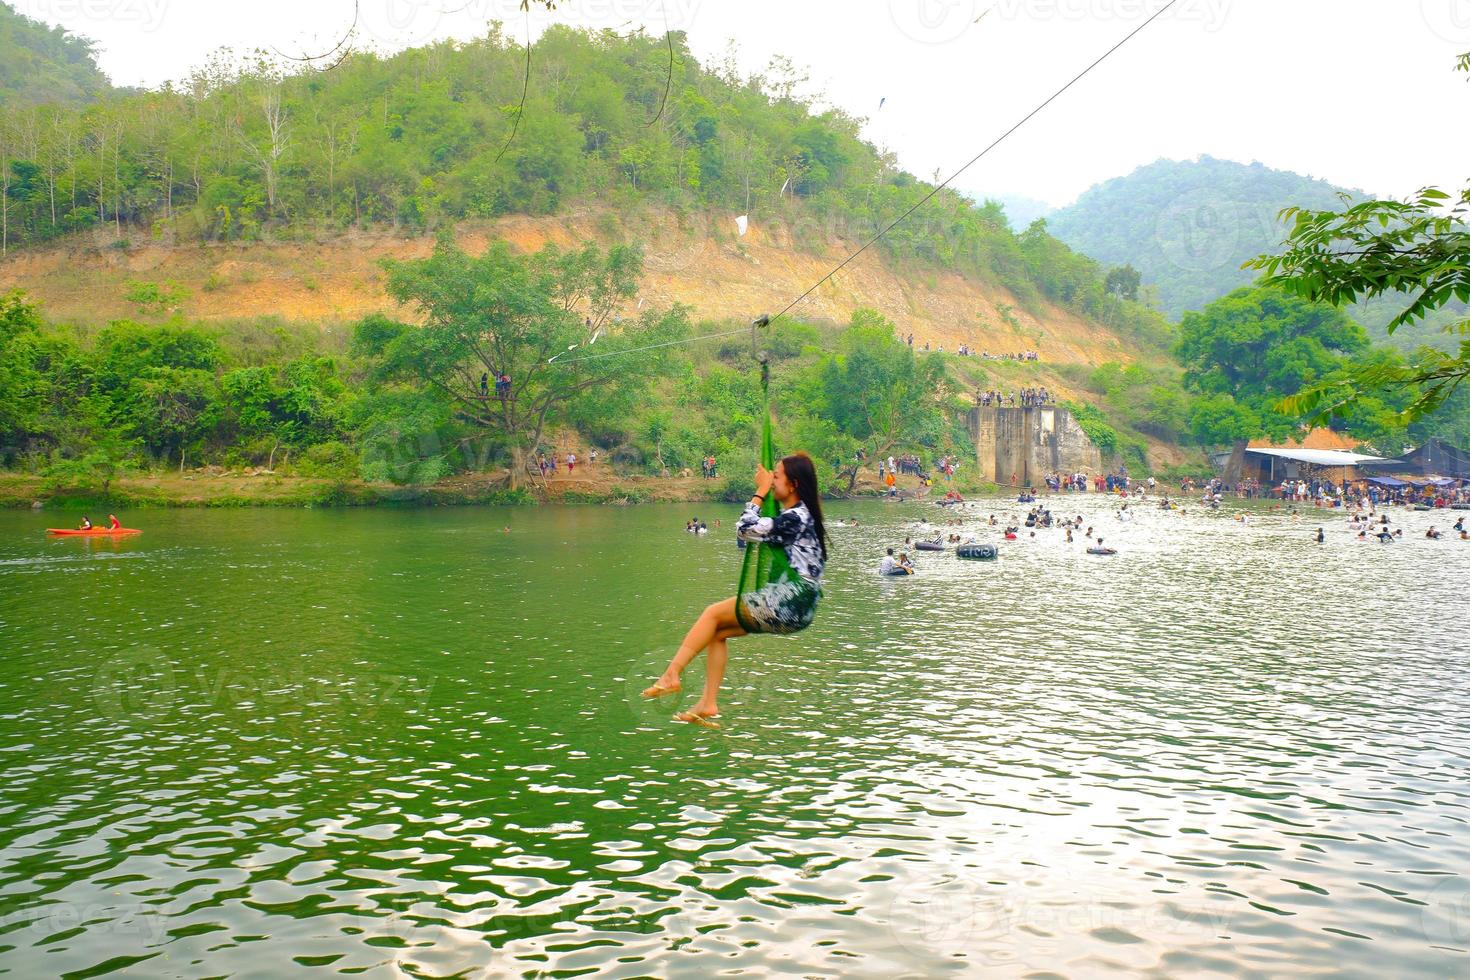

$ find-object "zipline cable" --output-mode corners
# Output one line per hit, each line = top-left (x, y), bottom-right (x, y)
(769, 0), (1180, 324)
(548, 324), (750, 364)
(550, 0), (1181, 364)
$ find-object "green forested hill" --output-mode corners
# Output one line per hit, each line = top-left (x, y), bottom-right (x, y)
(1047, 156), (1360, 317)
(0, 1), (112, 105)
(0, 21), (1164, 347)
(1047, 156), (1467, 351)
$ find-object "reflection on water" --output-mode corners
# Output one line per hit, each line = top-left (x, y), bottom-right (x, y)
(1, 498), (1468, 977)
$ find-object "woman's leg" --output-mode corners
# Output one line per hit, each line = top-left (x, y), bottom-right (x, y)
(686, 626), (740, 717)
(645, 597), (743, 693)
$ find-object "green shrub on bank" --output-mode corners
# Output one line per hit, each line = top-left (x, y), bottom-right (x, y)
(719, 473), (756, 503)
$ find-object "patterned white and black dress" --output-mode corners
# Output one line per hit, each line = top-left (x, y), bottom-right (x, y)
(734, 500), (825, 635)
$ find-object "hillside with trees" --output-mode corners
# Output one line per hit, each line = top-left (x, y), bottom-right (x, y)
(0, 20), (1164, 352)
(1047, 156), (1467, 350)
(2, 18), (1468, 505)
(0, 1), (113, 106)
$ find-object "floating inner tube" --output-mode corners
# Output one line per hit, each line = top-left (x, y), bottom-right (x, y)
(1413, 505), (1433, 511)
(882, 567), (915, 576)
(1087, 547), (1118, 556)
(914, 541), (945, 551)
(956, 543), (999, 560)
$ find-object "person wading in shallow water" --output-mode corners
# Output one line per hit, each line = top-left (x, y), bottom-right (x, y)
(641, 453), (829, 728)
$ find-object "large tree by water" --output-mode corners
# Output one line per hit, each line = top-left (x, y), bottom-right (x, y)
(358, 237), (686, 489)
(1176, 285), (1367, 482)
(787, 309), (950, 494)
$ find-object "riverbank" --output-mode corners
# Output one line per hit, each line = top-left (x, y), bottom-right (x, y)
(0, 470), (697, 509)
(0, 466), (954, 509)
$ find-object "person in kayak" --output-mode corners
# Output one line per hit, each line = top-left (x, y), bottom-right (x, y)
(78, 517), (93, 530)
(108, 514), (121, 530)
(641, 454), (829, 726)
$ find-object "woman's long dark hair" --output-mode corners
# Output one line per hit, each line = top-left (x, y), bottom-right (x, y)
(781, 452), (828, 560)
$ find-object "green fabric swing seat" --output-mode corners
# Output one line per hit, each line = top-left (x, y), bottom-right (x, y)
(733, 346), (818, 636)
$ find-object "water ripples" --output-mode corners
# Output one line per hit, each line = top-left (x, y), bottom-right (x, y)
(1, 500), (1468, 976)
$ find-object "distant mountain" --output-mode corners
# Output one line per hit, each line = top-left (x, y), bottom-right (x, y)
(989, 193), (1054, 230)
(0, 1), (112, 105)
(1047, 156), (1464, 351)
(1047, 156), (1361, 318)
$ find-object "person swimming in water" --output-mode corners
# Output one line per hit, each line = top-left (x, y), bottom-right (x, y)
(1315, 527), (1325, 544)
(642, 454), (828, 727)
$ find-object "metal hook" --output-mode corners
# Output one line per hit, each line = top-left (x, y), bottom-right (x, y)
(752, 313), (771, 365)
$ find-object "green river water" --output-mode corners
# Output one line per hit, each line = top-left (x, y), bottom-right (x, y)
(1, 497), (1468, 978)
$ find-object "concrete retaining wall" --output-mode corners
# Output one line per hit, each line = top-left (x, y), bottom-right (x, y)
(967, 406), (1103, 486)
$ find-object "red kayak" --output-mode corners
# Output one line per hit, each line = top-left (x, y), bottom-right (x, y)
(47, 527), (142, 536)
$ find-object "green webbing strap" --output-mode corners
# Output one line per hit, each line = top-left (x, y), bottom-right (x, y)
(736, 332), (795, 608)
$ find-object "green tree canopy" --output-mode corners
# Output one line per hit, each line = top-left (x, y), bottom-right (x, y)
(1175, 285), (1368, 478)
(358, 237), (687, 487)
(789, 308), (949, 493)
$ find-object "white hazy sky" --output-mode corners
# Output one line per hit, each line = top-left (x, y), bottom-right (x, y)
(15, 0), (1470, 206)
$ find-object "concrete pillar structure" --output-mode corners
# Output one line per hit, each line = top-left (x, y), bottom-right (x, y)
(966, 405), (1104, 487)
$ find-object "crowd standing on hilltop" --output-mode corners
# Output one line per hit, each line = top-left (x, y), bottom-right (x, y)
(899, 334), (1040, 363)
(975, 388), (1053, 407)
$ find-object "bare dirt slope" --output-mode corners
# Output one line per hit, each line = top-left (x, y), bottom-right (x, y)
(1, 209), (1146, 369)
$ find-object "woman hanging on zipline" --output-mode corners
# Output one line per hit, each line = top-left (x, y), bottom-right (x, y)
(642, 452), (829, 727)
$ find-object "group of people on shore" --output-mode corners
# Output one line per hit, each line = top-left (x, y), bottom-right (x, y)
(537, 451), (583, 476)
(888, 453), (925, 476)
(1182, 474), (1470, 510)
(1025, 471), (1147, 494)
(872, 453), (962, 494)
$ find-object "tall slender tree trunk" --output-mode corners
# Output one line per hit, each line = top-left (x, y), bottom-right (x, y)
(96, 127), (106, 225)
(508, 443), (524, 491)
(1, 119), (9, 253)
(113, 127), (122, 236)
(1222, 439), (1248, 485)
